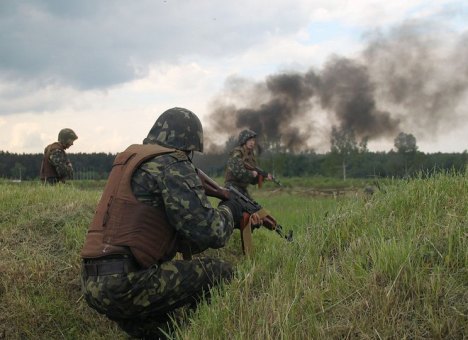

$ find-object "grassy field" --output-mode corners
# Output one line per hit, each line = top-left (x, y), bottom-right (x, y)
(0, 172), (466, 339)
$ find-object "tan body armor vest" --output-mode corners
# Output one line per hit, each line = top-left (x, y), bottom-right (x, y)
(225, 145), (257, 187)
(80, 144), (177, 268)
(40, 142), (64, 180)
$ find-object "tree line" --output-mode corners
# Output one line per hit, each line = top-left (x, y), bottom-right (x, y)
(1, 148), (466, 181)
(193, 131), (467, 179)
(0, 151), (115, 180)
(193, 150), (467, 179)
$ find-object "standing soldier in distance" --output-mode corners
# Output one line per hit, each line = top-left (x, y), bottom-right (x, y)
(225, 129), (272, 199)
(40, 128), (77, 184)
(80, 107), (244, 339)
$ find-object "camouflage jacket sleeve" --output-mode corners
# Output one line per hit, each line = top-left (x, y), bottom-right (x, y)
(227, 149), (257, 184)
(49, 149), (73, 179)
(133, 153), (234, 252)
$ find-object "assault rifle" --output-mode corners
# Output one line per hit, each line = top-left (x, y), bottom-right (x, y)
(243, 163), (282, 188)
(197, 169), (293, 255)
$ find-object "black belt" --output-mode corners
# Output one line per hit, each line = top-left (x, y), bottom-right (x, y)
(83, 256), (140, 276)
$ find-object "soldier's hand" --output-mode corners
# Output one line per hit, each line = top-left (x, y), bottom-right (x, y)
(250, 213), (263, 228)
(252, 170), (258, 178)
(267, 173), (273, 181)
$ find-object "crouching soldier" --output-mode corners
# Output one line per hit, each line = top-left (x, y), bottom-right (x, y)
(80, 108), (244, 339)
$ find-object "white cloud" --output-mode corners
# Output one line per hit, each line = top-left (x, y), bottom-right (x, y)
(8, 122), (42, 151)
(307, 0), (441, 27)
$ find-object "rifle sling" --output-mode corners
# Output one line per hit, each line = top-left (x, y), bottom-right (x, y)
(240, 208), (270, 256)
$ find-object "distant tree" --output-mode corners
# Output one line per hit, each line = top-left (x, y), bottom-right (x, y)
(329, 127), (369, 179)
(223, 135), (238, 154)
(394, 132), (418, 153)
(358, 136), (369, 153)
(11, 162), (26, 180)
(392, 132), (421, 177)
(330, 127), (358, 155)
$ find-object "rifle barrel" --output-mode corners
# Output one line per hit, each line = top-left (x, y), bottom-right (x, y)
(276, 225), (293, 241)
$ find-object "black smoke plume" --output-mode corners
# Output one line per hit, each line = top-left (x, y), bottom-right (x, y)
(204, 20), (468, 153)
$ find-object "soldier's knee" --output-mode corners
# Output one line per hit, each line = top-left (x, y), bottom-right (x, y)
(206, 258), (234, 282)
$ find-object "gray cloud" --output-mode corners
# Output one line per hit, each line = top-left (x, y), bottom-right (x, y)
(364, 20), (468, 137)
(0, 0), (311, 91)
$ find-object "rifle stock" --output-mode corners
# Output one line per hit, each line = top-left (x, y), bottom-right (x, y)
(196, 169), (230, 200)
(197, 169), (292, 255)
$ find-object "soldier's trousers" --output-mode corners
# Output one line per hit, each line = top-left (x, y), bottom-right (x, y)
(81, 257), (233, 338)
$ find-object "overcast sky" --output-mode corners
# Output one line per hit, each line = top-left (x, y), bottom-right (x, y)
(1, 0), (467, 154)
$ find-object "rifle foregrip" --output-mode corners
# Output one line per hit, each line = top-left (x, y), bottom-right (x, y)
(262, 215), (278, 230)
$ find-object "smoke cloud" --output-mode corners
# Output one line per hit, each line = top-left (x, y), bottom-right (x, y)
(205, 20), (468, 153)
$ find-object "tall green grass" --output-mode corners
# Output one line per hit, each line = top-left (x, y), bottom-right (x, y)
(0, 172), (466, 339)
(178, 172), (467, 339)
(0, 181), (124, 339)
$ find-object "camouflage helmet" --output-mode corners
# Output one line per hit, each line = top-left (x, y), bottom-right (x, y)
(238, 129), (257, 146)
(58, 128), (78, 144)
(144, 107), (204, 152)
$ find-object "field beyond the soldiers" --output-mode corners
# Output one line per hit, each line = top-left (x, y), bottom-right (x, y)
(0, 173), (466, 339)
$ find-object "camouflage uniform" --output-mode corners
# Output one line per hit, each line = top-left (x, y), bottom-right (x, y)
(225, 129), (259, 199)
(40, 129), (77, 184)
(48, 148), (73, 179)
(80, 108), (237, 339)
